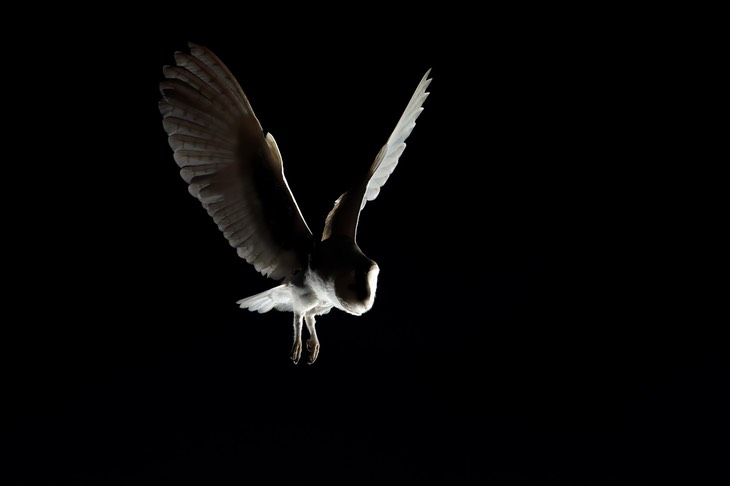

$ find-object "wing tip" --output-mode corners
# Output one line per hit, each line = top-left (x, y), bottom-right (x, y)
(187, 40), (204, 52)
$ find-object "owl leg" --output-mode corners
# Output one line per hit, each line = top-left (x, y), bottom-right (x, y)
(291, 313), (303, 364)
(305, 312), (320, 365)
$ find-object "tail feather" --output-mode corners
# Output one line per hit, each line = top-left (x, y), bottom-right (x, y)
(237, 285), (293, 313)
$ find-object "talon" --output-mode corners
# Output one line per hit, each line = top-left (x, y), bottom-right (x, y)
(290, 340), (302, 364)
(306, 338), (320, 364)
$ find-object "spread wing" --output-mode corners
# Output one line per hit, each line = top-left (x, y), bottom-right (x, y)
(322, 69), (432, 241)
(159, 42), (313, 281)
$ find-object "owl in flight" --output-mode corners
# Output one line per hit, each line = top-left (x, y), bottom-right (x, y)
(159, 43), (431, 364)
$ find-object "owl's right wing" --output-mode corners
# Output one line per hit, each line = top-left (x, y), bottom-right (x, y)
(322, 69), (431, 242)
(159, 42), (313, 281)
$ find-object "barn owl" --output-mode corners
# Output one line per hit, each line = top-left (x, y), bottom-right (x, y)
(159, 43), (431, 364)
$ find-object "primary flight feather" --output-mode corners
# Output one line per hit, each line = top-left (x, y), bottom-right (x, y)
(159, 42), (431, 364)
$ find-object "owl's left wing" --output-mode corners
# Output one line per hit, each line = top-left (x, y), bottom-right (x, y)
(159, 43), (313, 281)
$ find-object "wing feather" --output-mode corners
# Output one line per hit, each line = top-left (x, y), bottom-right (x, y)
(159, 43), (312, 280)
(362, 70), (431, 207)
(323, 70), (432, 241)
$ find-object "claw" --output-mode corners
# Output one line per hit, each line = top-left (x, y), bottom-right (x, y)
(291, 339), (302, 364)
(306, 338), (320, 365)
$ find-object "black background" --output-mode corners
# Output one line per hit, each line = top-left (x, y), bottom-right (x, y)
(2, 8), (724, 485)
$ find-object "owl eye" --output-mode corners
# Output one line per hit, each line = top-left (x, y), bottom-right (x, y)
(347, 282), (357, 291)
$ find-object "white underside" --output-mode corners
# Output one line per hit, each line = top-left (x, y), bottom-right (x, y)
(237, 269), (338, 316)
(237, 264), (378, 317)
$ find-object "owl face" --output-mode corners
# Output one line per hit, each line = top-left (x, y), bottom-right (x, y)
(335, 261), (380, 316)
